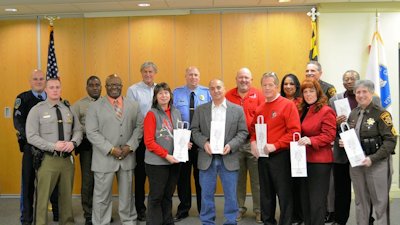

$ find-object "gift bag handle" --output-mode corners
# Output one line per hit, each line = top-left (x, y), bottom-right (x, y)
(177, 120), (190, 129)
(257, 115), (264, 124)
(293, 132), (301, 142)
(340, 122), (350, 133)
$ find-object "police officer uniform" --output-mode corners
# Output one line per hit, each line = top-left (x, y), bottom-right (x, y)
(348, 102), (396, 225)
(319, 80), (336, 99)
(71, 96), (97, 223)
(26, 100), (82, 225)
(172, 85), (212, 218)
(13, 90), (59, 225)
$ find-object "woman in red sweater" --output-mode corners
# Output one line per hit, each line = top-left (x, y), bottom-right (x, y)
(297, 78), (336, 225)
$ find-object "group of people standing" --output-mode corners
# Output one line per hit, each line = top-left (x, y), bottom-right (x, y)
(14, 60), (396, 225)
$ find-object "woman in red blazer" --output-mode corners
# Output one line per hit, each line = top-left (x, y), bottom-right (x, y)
(297, 78), (336, 225)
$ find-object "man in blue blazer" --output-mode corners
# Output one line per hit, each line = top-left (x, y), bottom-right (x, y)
(191, 79), (248, 225)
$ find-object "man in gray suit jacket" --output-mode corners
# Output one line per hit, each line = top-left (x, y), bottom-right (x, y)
(86, 74), (143, 225)
(191, 79), (248, 225)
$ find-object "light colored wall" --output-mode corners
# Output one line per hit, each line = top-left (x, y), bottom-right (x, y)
(319, 7), (400, 196)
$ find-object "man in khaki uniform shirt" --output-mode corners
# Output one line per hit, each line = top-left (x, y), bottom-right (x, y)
(72, 75), (102, 225)
(26, 78), (82, 225)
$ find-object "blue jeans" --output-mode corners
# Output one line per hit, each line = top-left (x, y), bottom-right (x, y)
(199, 155), (238, 225)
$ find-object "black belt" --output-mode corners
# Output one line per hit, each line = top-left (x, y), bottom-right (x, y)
(45, 151), (71, 158)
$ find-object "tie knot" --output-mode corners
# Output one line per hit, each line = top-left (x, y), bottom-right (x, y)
(54, 104), (59, 108)
(37, 95), (43, 100)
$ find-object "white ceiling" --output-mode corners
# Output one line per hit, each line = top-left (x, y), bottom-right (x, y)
(0, 0), (397, 17)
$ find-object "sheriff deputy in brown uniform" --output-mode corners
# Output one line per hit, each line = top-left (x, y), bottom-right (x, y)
(26, 77), (82, 225)
(346, 79), (396, 225)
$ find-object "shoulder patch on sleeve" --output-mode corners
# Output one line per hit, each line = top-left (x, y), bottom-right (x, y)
(14, 98), (21, 109)
(328, 87), (336, 98)
(391, 127), (397, 136)
(380, 111), (393, 127)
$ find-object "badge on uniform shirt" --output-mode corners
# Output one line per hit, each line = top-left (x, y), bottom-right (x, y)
(328, 87), (336, 98)
(43, 112), (51, 119)
(271, 111), (277, 118)
(366, 118), (375, 126)
(66, 113), (73, 124)
(250, 93), (257, 99)
(380, 112), (392, 127)
(199, 95), (205, 101)
(14, 98), (21, 109)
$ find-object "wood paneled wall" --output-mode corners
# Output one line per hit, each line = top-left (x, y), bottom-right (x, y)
(0, 11), (309, 195)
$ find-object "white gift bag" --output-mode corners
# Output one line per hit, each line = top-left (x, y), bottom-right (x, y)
(255, 115), (268, 157)
(339, 122), (365, 167)
(290, 132), (307, 177)
(210, 121), (225, 154)
(173, 120), (191, 162)
(334, 98), (351, 118)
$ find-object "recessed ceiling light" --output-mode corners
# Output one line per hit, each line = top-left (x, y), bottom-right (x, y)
(5, 8), (18, 12)
(138, 3), (151, 7)
(278, 0), (291, 2)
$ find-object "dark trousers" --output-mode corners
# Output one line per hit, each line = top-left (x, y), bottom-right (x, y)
(20, 145), (58, 224)
(292, 177), (303, 222)
(79, 148), (94, 220)
(300, 163), (332, 225)
(145, 163), (181, 225)
(258, 150), (293, 225)
(176, 145), (201, 215)
(135, 140), (147, 214)
(333, 163), (351, 225)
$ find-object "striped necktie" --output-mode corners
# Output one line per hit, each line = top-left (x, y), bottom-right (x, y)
(113, 99), (122, 118)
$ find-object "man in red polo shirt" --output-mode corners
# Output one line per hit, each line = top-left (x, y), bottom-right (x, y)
(226, 67), (265, 223)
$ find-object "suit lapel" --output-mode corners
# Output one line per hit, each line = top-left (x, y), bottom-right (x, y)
(205, 103), (212, 133)
(225, 103), (233, 139)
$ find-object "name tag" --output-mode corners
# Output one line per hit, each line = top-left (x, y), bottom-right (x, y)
(43, 115), (51, 119)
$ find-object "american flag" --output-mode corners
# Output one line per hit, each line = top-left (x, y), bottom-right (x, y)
(46, 25), (59, 79)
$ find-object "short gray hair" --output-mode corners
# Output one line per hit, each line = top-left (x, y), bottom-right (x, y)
(260, 72), (279, 86)
(307, 61), (322, 72)
(354, 80), (374, 93)
(140, 61), (158, 73)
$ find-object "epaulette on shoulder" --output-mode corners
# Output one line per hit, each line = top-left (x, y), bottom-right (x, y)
(63, 99), (71, 107)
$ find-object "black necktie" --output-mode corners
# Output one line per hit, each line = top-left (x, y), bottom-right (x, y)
(37, 95), (43, 101)
(189, 92), (195, 123)
(54, 105), (64, 141)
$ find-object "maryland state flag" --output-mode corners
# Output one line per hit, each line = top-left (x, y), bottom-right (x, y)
(46, 25), (59, 79)
(309, 20), (318, 61)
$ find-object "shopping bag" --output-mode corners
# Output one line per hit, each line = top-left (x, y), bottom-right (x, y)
(255, 115), (268, 157)
(339, 122), (365, 167)
(290, 132), (307, 177)
(173, 120), (191, 162)
(210, 121), (225, 154)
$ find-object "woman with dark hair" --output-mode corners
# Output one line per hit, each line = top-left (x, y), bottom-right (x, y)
(297, 78), (336, 225)
(281, 73), (302, 225)
(280, 73), (301, 105)
(143, 82), (188, 225)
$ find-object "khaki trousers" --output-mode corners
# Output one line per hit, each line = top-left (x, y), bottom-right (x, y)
(236, 142), (260, 212)
(35, 154), (74, 225)
(350, 157), (392, 225)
